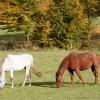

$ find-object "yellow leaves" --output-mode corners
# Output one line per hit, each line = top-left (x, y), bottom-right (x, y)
(45, 20), (52, 34)
(24, 15), (30, 23)
(0, 0), (31, 31)
(0, 2), (19, 15)
(67, 0), (86, 27)
(37, 0), (53, 15)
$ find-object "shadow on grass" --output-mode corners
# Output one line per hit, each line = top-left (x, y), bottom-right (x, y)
(31, 81), (56, 88)
(31, 81), (96, 88)
(5, 82), (96, 88)
(5, 83), (21, 87)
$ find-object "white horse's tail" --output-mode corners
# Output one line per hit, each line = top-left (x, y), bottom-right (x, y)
(30, 55), (42, 77)
(32, 66), (42, 77)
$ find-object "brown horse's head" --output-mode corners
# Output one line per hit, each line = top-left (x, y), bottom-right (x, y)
(56, 71), (63, 88)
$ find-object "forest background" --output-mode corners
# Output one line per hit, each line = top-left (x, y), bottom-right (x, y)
(0, 0), (100, 50)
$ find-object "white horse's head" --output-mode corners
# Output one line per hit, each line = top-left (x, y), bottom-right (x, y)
(0, 76), (5, 89)
(0, 69), (5, 89)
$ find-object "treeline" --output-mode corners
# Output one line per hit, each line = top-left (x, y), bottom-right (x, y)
(0, 0), (100, 49)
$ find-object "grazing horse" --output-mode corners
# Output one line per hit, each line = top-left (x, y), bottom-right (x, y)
(0, 54), (41, 88)
(56, 52), (100, 88)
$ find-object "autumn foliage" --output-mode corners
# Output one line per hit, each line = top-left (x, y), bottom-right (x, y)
(0, 0), (99, 49)
(0, 0), (30, 31)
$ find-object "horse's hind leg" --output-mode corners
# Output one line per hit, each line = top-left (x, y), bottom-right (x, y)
(94, 66), (98, 84)
(91, 65), (99, 84)
(22, 67), (31, 87)
(91, 65), (96, 84)
(68, 69), (74, 85)
(28, 71), (31, 86)
(75, 69), (86, 86)
(10, 70), (14, 88)
(91, 65), (95, 75)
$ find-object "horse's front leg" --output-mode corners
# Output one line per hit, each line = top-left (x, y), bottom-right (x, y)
(75, 69), (86, 86)
(68, 69), (74, 86)
(10, 70), (14, 88)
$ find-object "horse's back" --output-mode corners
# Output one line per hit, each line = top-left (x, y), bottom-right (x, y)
(65, 52), (98, 70)
(7, 54), (33, 59)
(2, 54), (33, 71)
(7, 54), (33, 61)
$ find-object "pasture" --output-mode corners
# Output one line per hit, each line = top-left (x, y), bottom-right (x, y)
(0, 49), (100, 100)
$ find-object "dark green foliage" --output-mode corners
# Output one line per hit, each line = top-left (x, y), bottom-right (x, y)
(97, 0), (100, 16)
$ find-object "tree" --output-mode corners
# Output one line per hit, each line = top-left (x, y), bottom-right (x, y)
(96, 0), (100, 16)
(0, 0), (99, 49)
(31, 0), (89, 49)
(0, 0), (35, 45)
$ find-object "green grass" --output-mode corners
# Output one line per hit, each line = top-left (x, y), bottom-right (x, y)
(0, 49), (100, 100)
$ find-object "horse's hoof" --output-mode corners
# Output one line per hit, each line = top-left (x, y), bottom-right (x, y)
(21, 85), (24, 87)
(95, 82), (98, 84)
(70, 85), (74, 87)
(83, 83), (87, 87)
(94, 83), (99, 86)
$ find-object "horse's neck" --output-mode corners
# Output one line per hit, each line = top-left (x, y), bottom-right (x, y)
(58, 58), (68, 74)
(58, 64), (67, 77)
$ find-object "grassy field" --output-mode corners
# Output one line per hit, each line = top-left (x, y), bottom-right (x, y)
(0, 49), (100, 100)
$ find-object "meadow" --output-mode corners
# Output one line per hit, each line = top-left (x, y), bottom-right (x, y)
(0, 49), (100, 100)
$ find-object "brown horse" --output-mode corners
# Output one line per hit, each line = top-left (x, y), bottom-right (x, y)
(56, 52), (100, 88)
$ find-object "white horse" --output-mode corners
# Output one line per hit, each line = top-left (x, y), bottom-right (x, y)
(0, 54), (41, 88)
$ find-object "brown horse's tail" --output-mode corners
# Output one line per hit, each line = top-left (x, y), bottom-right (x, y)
(32, 66), (42, 78)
